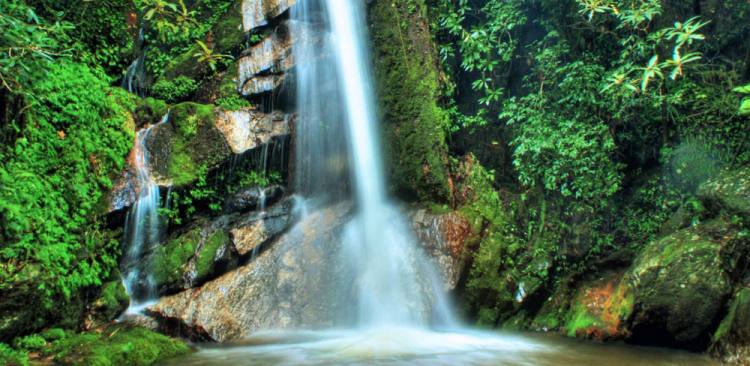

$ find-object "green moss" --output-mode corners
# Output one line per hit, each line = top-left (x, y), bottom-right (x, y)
(91, 280), (129, 323)
(151, 228), (202, 289)
(0, 343), (28, 366)
(713, 288), (750, 343)
(370, 0), (451, 202)
(151, 76), (199, 104)
(156, 102), (231, 187)
(194, 230), (229, 280)
(12, 334), (46, 351)
(40, 328), (66, 342)
(699, 167), (750, 218)
(45, 325), (190, 366)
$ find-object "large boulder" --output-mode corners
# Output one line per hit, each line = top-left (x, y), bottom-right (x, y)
(147, 202), (354, 342)
(132, 198), (293, 294)
(238, 24), (294, 96)
(624, 219), (742, 349)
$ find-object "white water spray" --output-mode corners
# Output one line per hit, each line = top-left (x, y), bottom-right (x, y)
(121, 114), (168, 312)
(292, 0), (454, 328)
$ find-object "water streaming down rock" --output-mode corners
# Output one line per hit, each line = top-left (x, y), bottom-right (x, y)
(121, 114), (168, 312)
(291, 0), (455, 328)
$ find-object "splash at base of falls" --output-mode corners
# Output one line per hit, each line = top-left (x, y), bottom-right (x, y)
(159, 328), (717, 366)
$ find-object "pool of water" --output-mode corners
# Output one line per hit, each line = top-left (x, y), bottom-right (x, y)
(159, 327), (718, 366)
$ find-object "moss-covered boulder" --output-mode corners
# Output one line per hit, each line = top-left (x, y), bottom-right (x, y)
(624, 219), (741, 349)
(369, 0), (452, 202)
(146, 102), (232, 187)
(699, 168), (750, 219)
(148, 222), (233, 293)
(710, 287), (750, 364)
(43, 325), (190, 366)
(84, 278), (129, 329)
(0, 265), (50, 342)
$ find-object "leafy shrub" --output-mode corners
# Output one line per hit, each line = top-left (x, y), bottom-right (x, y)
(0, 61), (133, 318)
(13, 335), (46, 351)
(151, 76), (198, 103)
(216, 95), (251, 111)
(0, 343), (28, 366)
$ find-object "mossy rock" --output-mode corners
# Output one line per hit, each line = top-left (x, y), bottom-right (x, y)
(0, 265), (49, 342)
(698, 167), (750, 219)
(149, 222), (233, 293)
(369, 0), (451, 203)
(150, 226), (203, 292)
(88, 279), (129, 327)
(146, 102), (232, 187)
(624, 219), (740, 349)
(710, 287), (750, 364)
(563, 272), (633, 341)
(44, 325), (190, 366)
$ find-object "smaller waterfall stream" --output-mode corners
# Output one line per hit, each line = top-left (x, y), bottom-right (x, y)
(121, 114), (168, 313)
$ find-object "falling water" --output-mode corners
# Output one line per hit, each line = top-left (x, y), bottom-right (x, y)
(292, 0), (454, 328)
(121, 114), (168, 312)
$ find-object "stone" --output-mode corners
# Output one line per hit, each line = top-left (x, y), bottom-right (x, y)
(710, 287), (750, 365)
(563, 272), (633, 341)
(83, 278), (130, 330)
(624, 219), (741, 349)
(698, 168), (750, 219)
(242, 0), (296, 31)
(214, 109), (291, 154)
(229, 197), (292, 256)
(409, 209), (470, 290)
(147, 202), (355, 342)
(224, 185), (285, 214)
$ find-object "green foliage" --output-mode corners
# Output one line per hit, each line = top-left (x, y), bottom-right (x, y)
(193, 39), (233, 72)
(734, 83), (750, 116)
(12, 334), (46, 351)
(216, 95), (251, 111)
(151, 76), (198, 103)
(0, 61), (133, 316)
(0, 343), (28, 366)
(0, 0), (71, 93)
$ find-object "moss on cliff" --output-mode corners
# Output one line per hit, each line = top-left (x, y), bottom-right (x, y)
(151, 227), (203, 290)
(369, 0), (451, 202)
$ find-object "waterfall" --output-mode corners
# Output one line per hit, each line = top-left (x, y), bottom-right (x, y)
(121, 114), (167, 312)
(292, 0), (455, 328)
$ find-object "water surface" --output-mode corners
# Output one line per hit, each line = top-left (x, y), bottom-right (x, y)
(160, 328), (717, 366)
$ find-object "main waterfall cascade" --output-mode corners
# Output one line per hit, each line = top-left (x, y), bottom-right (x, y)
(292, 0), (454, 328)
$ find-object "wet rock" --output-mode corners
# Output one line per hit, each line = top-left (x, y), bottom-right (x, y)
(563, 272), (633, 341)
(131, 199), (294, 294)
(238, 22), (293, 96)
(409, 209), (470, 290)
(624, 219), (741, 349)
(215, 109), (291, 154)
(224, 185), (285, 214)
(147, 202), (354, 342)
(242, 0), (296, 31)
(698, 168), (750, 219)
(710, 287), (750, 365)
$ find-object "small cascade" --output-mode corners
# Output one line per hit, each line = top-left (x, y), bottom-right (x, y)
(291, 0), (455, 328)
(121, 113), (168, 313)
(123, 27), (147, 96)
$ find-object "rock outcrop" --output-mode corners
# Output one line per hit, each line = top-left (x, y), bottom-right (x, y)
(147, 202), (355, 342)
(409, 209), (470, 290)
(242, 0), (296, 31)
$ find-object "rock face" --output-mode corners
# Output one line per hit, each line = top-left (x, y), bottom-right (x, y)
(409, 209), (470, 290)
(711, 287), (750, 364)
(147, 202), (355, 342)
(239, 27), (294, 96)
(144, 203), (470, 342)
(130, 198), (294, 294)
(215, 110), (291, 154)
(242, 0), (296, 31)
